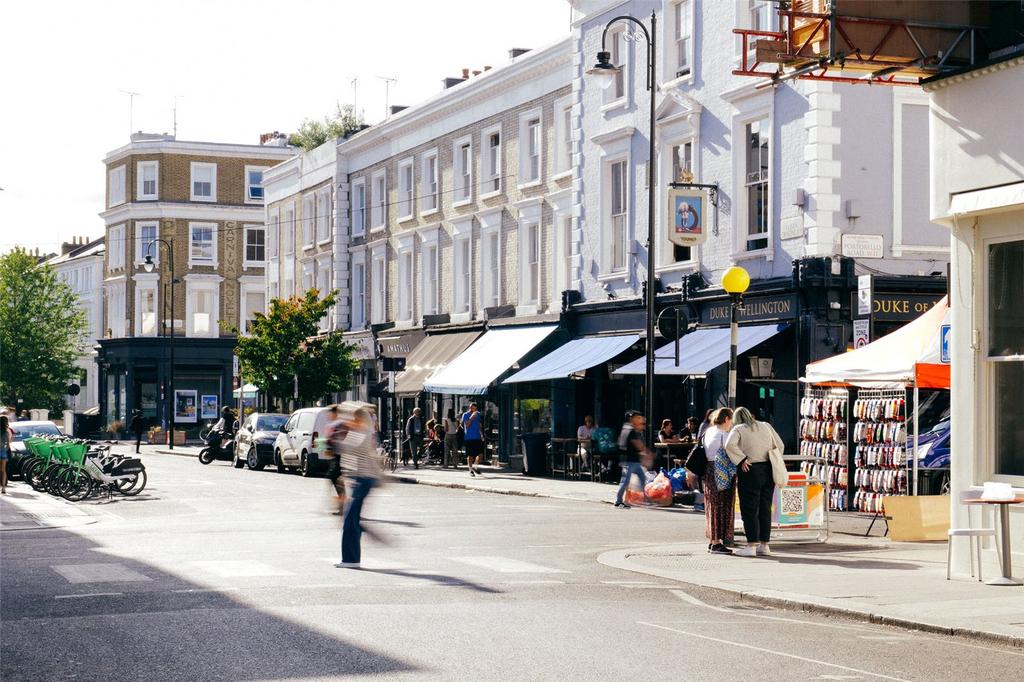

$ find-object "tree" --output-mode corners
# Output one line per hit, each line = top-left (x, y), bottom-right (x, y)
(233, 289), (357, 405)
(0, 249), (88, 414)
(289, 103), (365, 151)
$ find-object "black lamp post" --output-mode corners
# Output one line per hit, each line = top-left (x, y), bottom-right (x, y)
(144, 239), (177, 449)
(721, 266), (750, 409)
(588, 11), (658, 444)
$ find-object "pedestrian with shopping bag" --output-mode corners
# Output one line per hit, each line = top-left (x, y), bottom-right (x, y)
(725, 406), (786, 557)
(614, 410), (653, 509)
(699, 408), (735, 554)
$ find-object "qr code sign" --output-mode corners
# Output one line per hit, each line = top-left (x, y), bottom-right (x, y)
(780, 487), (805, 516)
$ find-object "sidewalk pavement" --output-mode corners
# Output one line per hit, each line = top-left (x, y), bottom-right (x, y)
(391, 464), (1024, 647)
(389, 464), (622, 504)
(0, 484), (100, 531)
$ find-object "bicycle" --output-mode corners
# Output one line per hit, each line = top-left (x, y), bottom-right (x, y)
(378, 439), (398, 473)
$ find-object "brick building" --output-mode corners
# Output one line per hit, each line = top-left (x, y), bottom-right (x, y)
(96, 133), (293, 437)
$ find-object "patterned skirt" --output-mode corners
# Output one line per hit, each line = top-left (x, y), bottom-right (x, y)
(703, 465), (735, 543)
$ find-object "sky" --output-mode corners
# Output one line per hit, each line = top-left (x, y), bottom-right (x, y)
(0, 0), (574, 254)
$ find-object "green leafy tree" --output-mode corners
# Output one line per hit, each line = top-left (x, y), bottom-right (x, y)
(0, 248), (88, 414)
(289, 103), (365, 151)
(233, 289), (357, 405)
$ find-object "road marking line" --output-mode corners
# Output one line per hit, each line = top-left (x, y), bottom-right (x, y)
(670, 590), (876, 633)
(637, 621), (910, 682)
(451, 556), (570, 574)
(188, 561), (294, 578)
(502, 580), (566, 585)
(172, 587), (242, 594)
(55, 592), (123, 599)
(52, 563), (151, 584)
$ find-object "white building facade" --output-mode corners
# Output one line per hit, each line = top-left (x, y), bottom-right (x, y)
(47, 237), (105, 411)
(926, 54), (1024, 574)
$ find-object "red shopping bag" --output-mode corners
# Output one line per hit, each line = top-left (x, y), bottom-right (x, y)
(644, 472), (674, 507)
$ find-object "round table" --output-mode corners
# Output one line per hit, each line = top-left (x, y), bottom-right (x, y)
(963, 496), (1024, 586)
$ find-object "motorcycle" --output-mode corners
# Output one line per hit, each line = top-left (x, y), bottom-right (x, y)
(198, 420), (239, 465)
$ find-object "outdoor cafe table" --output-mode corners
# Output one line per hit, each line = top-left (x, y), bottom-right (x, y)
(964, 496), (1024, 586)
(654, 441), (692, 471)
(548, 437), (578, 479)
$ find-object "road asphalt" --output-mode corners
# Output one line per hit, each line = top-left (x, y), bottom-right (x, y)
(2, 447), (1023, 681)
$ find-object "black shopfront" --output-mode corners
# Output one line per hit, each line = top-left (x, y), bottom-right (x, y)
(95, 337), (236, 441)
(560, 257), (946, 452)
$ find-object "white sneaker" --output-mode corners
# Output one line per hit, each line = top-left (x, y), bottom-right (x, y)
(756, 543), (772, 556)
(733, 546), (758, 557)
(334, 562), (361, 569)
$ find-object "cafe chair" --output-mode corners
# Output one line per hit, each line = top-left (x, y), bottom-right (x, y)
(947, 489), (1001, 582)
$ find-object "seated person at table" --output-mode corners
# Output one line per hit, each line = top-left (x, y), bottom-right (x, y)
(658, 419), (679, 443)
(679, 416), (702, 443)
(577, 415), (596, 471)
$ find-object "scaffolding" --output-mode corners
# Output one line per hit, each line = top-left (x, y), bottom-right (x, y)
(734, 1), (992, 87)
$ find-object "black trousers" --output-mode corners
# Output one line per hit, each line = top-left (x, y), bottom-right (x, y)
(737, 461), (774, 543)
(135, 430), (143, 453)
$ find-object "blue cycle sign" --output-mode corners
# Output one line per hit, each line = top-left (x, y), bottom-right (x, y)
(940, 324), (951, 364)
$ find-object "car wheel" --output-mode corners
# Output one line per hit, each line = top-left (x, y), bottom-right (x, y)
(299, 451), (315, 477)
(247, 449), (264, 471)
(232, 450), (246, 469)
(276, 450), (288, 474)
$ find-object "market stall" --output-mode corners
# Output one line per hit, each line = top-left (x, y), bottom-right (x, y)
(801, 298), (951, 511)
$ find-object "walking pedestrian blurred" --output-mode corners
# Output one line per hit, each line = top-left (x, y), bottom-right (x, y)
(726, 406), (786, 557)
(404, 407), (423, 468)
(614, 410), (653, 509)
(443, 408), (459, 468)
(0, 413), (13, 494)
(702, 408), (735, 554)
(462, 403), (484, 477)
(337, 402), (382, 569)
(130, 410), (144, 454)
(324, 405), (348, 513)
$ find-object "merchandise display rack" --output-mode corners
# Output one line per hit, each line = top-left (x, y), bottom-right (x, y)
(852, 388), (908, 513)
(799, 387), (850, 511)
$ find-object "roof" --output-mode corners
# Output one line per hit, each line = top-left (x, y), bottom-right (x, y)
(921, 47), (1024, 90)
(44, 237), (105, 266)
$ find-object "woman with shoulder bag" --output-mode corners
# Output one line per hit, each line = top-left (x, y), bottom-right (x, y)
(725, 407), (786, 557)
(700, 408), (735, 554)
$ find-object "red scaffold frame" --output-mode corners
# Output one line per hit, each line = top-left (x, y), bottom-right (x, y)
(732, 4), (986, 87)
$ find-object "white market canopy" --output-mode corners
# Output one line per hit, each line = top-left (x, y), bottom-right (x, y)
(803, 296), (951, 388)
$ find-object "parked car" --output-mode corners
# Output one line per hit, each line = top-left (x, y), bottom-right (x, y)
(273, 407), (334, 477)
(8, 421), (64, 478)
(233, 412), (288, 470)
(915, 418), (951, 469)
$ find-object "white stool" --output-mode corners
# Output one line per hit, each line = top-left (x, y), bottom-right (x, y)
(947, 490), (1000, 582)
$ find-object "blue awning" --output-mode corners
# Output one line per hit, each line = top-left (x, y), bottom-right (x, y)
(423, 325), (558, 395)
(503, 334), (640, 384)
(613, 324), (788, 376)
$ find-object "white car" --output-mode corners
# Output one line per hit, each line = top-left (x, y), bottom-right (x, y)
(273, 407), (334, 477)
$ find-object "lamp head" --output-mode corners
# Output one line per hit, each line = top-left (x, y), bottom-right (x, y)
(586, 51), (619, 91)
(721, 266), (750, 295)
(143, 254), (155, 273)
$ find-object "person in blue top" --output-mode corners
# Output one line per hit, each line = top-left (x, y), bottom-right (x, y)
(462, 402), (484, 477)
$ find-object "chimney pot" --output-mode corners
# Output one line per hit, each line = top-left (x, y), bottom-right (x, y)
(484, 65), (492, 71)
(472, 70), (481, 77)
(461, 68), (470, 79)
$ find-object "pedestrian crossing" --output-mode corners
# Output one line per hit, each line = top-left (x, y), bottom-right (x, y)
(46, 552), (578, 591)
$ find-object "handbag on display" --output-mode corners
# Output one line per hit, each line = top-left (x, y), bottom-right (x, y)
(684, 442), (707, 478)
(713, 446), (736, 491)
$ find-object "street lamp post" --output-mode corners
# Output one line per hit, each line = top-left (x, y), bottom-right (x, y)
(143, 239), (176, 449)
(588, 11), (658, 444)
(722, 266), (750, 409)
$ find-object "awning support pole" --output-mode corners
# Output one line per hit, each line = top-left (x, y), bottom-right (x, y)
(912, 381), (919, 496)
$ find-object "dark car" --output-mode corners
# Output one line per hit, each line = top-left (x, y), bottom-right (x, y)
(234, 413), (289, 470)
(915, 418), (951, 469)
(8, 421), (64, 478)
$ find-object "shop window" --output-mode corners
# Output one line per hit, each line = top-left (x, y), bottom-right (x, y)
(988, 238), (1024, 476)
